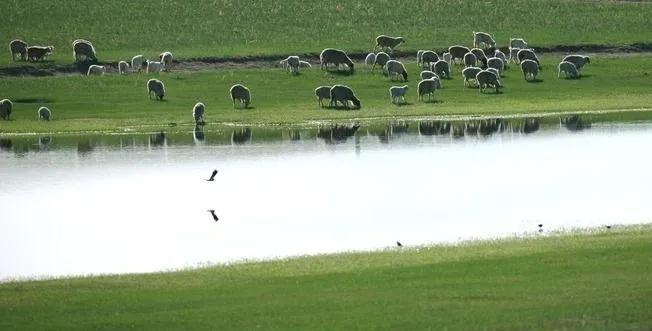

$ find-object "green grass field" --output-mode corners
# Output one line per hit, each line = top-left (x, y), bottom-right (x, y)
(1, 0), (651, 66)
(1, 54), (651, 134)
(1, 226), (651, 330)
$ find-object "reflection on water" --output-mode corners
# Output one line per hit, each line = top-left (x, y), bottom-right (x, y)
(193, 125), (205, 143)
(562, 115), (591, 131)
(317, 123), (360, 144)
(231, 128), (252, 145)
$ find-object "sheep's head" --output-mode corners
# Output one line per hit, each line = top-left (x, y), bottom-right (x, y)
(402, 72), (408, 81)
(585, 56), (591, 64)
(351, 98), (361, 109)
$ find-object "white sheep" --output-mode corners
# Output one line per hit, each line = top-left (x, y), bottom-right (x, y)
(433, 60), (450, 79)
(372, 52), (391, 72)
(147, 79), (166, 100)
(442, 52), (453, 73)
(146, 60), (165, 73)
(517, 49), (540, 65)
(473, 31), (496, 49)
(476, 70), (502, 93)
(420, 51), (439, 69)
(159, 51), (173, 71)
(315, 85), (332, 107)
(320, 48), (354, 72)
(417, 79), (438, 102)
(374, 35), (405, 52)
(462, 67), (482, 87)
(487, 57), (504, 75)
(38, 106), (51, 121)
(365, 53), (376, 68)
(87, 64), (105, 76)
(230, 84), (251, 108)
(73, 39), (97, 62)
(9, 39), (28, 61)
(510, 38), (527, 49)
(0, 99), (13, 120)
(389, 85), (408, 104)
(520, 59), (539, 81)
(558, 61), (580, 79)
(463, 52), (477, 67)
(131, 55), (145, 72)
(385, 60), (408, 81)
(330, 85), (361, 109)
(449, 45), (471, 64)
(118, 61), (130, 75)
(562, 55), (591, 71)
(193, 102), (205, 124)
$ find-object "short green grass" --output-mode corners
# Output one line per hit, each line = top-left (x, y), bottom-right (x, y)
(1, 54), (652, 134)
(1, 0), (651, 66)
(1, 226), (651, 330)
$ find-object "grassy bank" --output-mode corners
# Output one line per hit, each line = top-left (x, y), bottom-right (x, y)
(1, 226), (651, 330)
(1, 0), (652, 66)
(1, 54), (652, 134)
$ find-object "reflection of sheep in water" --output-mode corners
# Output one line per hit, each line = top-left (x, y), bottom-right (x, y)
(522, 118), (540, 134)
(9, 39), (28, 61)
(230, 84), (251, 108)
(193, 125), (205, 143)
(419, 121), (451, 136)
(232, 128), (253, 144)
(317, 123), (360, 144)
(149, 131), (166, 146)
(38, 106), (51, 121)
(193, 102), (205, 124)
(0, 99), (13, 120)
(562, 115), (591, 131)
(330, 85), (361, 109)
(314, 85), (332, 107)
(147, 79), (166, 100)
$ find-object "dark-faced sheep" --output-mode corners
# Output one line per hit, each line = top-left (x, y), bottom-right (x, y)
(385, 60), (408, 81)
(473, 31), (496, 49)
(374, 35), (405, 53)
(320, 48), (354, 72)
(315, 86), (332, 107)
(462, 67), (482, 87)
(230, 84), (251, 108)
(372, 52), (390, 73)
(421, 51), (439, 70)
(9, 39), (28, 61)
(433, 60), (450, 79)
(38, 106), (51, 121)
(417, 79), (438, 102)
(562, 55), (590, 71)
(558, 61), (580, 79)
(147, 79), (166, 100)
(73, 39), (97, 62)
(0, 99), (12, 120)
(520, 59), (540, 81)
(27, 46), (54, 61)
(193, 102), (205, 124)
(487, 57), (504, 76)
(476, 70), (502, 93)
(449, 45), (471, 64)
(329, 85), (361, 109)
(517, 49), (540, 65)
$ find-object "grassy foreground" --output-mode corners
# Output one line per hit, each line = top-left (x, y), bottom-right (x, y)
(1, 54), (652, 134)
(1, 226), (651, 330)
(1, 0), (651, 65)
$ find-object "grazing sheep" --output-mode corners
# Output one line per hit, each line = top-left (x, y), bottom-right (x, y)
(0, 99), (12, 120)
(558, 61), (580, 79)
(159, 51), (173, 71)
(421, 51), (439, 69)
(385, 60), (408, 81)
(462, 67), (482, 87)
(417, 79), (438, 101)
(299, 60), (312, 68)
(562, 55), (590, 71)
(508, 47), (521, 64)
(372, 52), (391, 72)
(329, 85), (361, 109)
(442, 52), (453, 73)
(287, 55), (300, 74)
(87, 64), (105, 76)
(420, 70), (438, 80)
(476, 70), (502, 93)
(320, 48), (354, 72)
(449, 45), (471, 64)
(315, 85), (332, 107)
(473, 31), (496, 49)
(146, 60), (165, 73)
(38, 106), (51, 121)
(230, 84), (251, 108)
(118, 61), (130, 75)
(389, 85), (409, 104)
(147, 79), (166, 100)
(9, 39), (28, 61)
(26, 46), (54, 61)
(192, 102), (205, 124)
(279, 57), (289, 70)
(486, 67), (500, 78)
(470, 48), (487, 62)
(416, 50), (425, 67)
(73, 39), (97, 62)
(433, 60), (450, 79)
(131, 55), (145, 72)
(463, 52), (477, 67)
(517, 49), (540, 65)
(520, 59), (540, 81)
(374, 35), (405, 52)
(364, 53), (376, 68)
(494, 49), (507, 65)
(510, 38), (527, 49)
(487, 57), (504, 75)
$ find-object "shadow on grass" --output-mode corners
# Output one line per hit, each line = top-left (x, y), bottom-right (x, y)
(13, 98), (54, 103)
(527, 78), (544, 83)
(393, 102), (414, 107)
(324, 70), (355, 77)
(419, 99), (443, 104)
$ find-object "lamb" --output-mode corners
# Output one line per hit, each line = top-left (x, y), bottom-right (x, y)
(433, 60), (450, 79)
(0, 99), (12, 120)
(476, 70), (502, 93)
(389, 85), (408, 104)
(329, 85), (361, 109)
(192, 102), (205, 124)
(385, 60), (408, 81)
(38, 106), (51, 121)
(473, 31), (496, 49)
(27, 46), (54, 61)
(131, 55), (145, 72)
(9, 39), (28, 61)
(562, 55), (590, 71)
(558, 61), (580, 79)
(517, 49), (540, 65)
(159, 51), (173, 71)
(364, 53), (376, 68)
(462, 67), (483, 87)
(320, 48), (354, 72)
(146, 60), (165, 73)
(315, 85), (332, 107)
(417, 79), (438, 101)
(87, 65), (105, 76)
(463, 52), (477, 67)
(73, 39), (97, 62)
(374, 35), (405, 52)
(510, 38), (527, 49)
(147, 79), (166, 100)
(420, 70), (438, 80)
(520, 59), (540, 81)
(486, 57), (504, 75)
(449, 45), (471, 64)
(372, 52), (390, 72)
(230, 84), (251, 108)
(420, 51), (439, 70)
(118, 61), (130, 75)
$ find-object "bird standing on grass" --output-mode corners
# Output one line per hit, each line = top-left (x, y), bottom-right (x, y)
(206, 169), (218, 181)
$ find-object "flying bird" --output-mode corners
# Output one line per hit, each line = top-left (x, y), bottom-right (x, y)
(538, 224), (543, 233)
(396, 241), (403, 247)
(208, 209), (219, 222)
(206, 169), (218, 181)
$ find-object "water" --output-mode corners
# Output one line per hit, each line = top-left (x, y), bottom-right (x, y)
(1, 117), (651, 281)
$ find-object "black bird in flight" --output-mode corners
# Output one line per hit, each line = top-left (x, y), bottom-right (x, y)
(396, 241), (403, 247)
(208, 210), (219, 222)
(606, 225), (612, 229)
(206, 169), (218, 181)
(538, 224), (543, 233)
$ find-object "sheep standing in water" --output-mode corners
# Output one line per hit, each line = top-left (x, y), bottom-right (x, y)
(558, 61), (580, 79)
(520, 59), (540, 81)
(372, 52), (391, 73)
(365, 53), (376, 69)
(118, 61), (130, 75)
(193, 102), (205, 124)
(27, 46), (54, 61)
(320, 48), (354, 72)
(476, 70), (502, 93)
(315, 86), (332, 107)
(147, 79), (166, 100)
(131, 55), (145, 72)
(385, 60), (408, 81)
(9, 39), (28, 61)
(87, 65), (105, 76)
(0, 99), (13, 120)
(449, 45), (471, 64)
(38, 106), (51, 121)
(473, 31), (496, 49)
(329, 85), (361, 109)
(374, 35), (405, 53)
(73, 39), (97, 62)
(159, 51), (173, 71)
(462, 67), (482, 87)
(417, 79), (438, 101)
(562, 55), (591, 72)
(389, 85), (408, 104)
(230, 84), (251, 108)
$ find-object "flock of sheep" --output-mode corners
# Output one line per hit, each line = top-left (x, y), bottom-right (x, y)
(0, 32), (592, 124)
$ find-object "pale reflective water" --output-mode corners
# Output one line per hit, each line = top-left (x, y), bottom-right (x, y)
(1, 117), (651, 280)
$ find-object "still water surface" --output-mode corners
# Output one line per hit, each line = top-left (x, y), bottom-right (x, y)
(1, 119), (651, 280)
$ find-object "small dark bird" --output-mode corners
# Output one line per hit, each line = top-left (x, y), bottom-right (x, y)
(206, 169), (218, 181)
(208, 209), (219, 222)
(396, 241), (403, 247)
(538, 224), (543, 233)
(606, 225), (612, 229)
